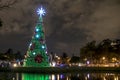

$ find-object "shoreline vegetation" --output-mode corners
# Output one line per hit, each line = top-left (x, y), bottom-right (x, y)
(0, 67), (120, 74)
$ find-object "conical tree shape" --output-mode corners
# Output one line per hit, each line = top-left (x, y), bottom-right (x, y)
(24, 7), (49, 67)
(22, 73), (49, 80)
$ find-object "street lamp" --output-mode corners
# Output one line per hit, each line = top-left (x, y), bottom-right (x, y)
(102, 57), (105, 60)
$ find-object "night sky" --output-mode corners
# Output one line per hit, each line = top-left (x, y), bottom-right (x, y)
(0, 0), (120, 56)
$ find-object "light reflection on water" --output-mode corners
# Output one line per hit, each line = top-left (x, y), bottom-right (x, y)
(0, 72), (120, 80)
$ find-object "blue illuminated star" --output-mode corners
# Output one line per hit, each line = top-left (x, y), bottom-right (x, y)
(37, 7), (45, 17)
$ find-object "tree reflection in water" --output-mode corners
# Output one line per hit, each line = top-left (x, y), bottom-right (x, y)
(22, 73), (49, 80)
(0, 72), (120, 80)
(22, 73), (120, 80)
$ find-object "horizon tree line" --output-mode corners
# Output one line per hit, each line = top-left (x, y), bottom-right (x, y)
(80, 39), (120, 64)
(0, 48), (24, 61)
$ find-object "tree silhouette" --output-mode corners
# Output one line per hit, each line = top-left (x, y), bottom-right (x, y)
(4, 48), (15, 61)
(70, 56), (80, 63)
(62, 52), (68, 59)
(5, 48), (13, 54)
(80, 39), (120, 64)
(61, 52), (68, 64)
(15, 51), (24, 61)
(0, 0), (18, 27)
(0, 18), (2, 27)
(0, 0), (18, 10)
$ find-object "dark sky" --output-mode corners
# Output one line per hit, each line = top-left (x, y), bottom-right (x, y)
(0, 0), (120, 56)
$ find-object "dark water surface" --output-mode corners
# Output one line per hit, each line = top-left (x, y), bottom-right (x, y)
(0, 72), (120, 80)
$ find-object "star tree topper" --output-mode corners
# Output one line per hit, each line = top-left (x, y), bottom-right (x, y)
(37, 7), (46, 17)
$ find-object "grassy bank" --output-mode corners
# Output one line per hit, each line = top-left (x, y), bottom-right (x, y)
(0, 67), (120, 74)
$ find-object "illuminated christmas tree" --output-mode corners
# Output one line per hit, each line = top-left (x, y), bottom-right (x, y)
(24, 7), (49, 67)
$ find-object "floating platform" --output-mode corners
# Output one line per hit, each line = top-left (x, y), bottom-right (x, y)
(0, 67), (120, 74)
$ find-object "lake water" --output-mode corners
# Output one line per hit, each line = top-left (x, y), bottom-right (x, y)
(0, 72), (120, 80)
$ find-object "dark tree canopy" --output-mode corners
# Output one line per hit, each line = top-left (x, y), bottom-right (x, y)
(0, 0), (18, 10)
(5, 48), (13, 54)
(0, 18), (2, 27)
(80, 38), (120, 63)
(62, 52), (68, 59)
(70, 56), (80, 63)
(0, 0), (18, 27)
(0, 20), (2, 27)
